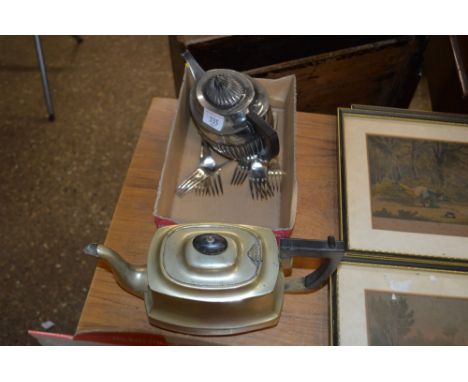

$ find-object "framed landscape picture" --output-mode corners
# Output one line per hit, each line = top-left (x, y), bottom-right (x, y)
(339, 108), (468, 261)
(331, 261), (468, 345)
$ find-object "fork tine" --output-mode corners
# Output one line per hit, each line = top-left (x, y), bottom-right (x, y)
(199, 179), (206, 196)
(231, 163), (248, 186)
(212, 175), (219, 195)
(181, 176), (202, 193)
(176, 178), (196, 196)
(278, 171), (283, 191)
(177, 169), (209, 196)
(178, 177), (196, 192)
(239, 144), (246, 159)
(258, 180), (265, 200)
(258, 180), (264, 200)
(240, 167), (247, 185)
(201, 180), (209, 196)
(195, 184), (201, 196)
(275, 171), (281, 191)
(249, 179), (255, 199)
(235, 167), (242, 185)
(234, 165), (240, 184)
(263, 183), (269, 199)
(213, 175), (220, 196)
(240, 167), (248, 184)
(263, 180), (270, 200)
(236, 166), (246, 185)
(270, 172), (277, 192)
(254, 181), (260, 200)
(214, 176), (219, 196)
(231, 166), (240, 185)
(180, 169), (205, 188)
(177, 173), (195, 192)
(217, 173), (223, 194)
(205, 177), (212, 196)
(276, 170), (284, 191)
(231, 167), (237, 185)
(266, 179), (275, 198)
(212, 176), (220, 197)
(254, 180), (261, 200)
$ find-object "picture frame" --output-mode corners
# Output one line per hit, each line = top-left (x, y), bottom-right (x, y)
(338, 107), (468, 262)
(350, 104), (468, 123)
(330, 261), (468, 345)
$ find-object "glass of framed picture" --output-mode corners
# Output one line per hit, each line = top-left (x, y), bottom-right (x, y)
(331, 261), (468, 345)
(339, 107), (468, 262)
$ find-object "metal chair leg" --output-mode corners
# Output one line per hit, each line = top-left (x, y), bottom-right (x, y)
(33, 35), (55, 121)
(72, 35), (83, 44)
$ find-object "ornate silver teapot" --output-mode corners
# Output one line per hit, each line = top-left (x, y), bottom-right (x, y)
(183, 51), (279, 161)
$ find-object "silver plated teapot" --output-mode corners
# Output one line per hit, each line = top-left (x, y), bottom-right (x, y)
(85, 223), (343, 336)
(183, 51), (279, 161)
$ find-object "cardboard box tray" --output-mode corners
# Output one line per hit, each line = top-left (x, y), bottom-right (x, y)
(154, 69), (297, 238)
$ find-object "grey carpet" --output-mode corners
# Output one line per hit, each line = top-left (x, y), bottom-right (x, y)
(0, 36), (175, 345)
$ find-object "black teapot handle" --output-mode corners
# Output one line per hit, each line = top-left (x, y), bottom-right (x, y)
(279, 236), (345, 293)
(246, 111), (280, 160)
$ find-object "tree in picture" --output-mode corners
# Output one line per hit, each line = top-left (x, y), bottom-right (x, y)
(366, 134), (468, 237)
(365, 292), (415, 345)
(365, 290), (468, 345)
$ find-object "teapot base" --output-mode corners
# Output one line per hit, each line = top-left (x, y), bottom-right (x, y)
(143, 276), (284, 336)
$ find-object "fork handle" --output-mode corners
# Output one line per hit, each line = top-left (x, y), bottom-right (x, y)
(247, 111), (279, 160)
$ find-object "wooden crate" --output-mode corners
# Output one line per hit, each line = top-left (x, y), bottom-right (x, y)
(424, 36), (468, 114)
(169, 36), (427, 114)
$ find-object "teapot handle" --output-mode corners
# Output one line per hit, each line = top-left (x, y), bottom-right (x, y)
(181, 50), (205, 81)
(279, 236), (344, 293)
(247, 111), (280, 160)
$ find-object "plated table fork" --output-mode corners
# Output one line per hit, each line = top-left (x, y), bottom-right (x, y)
(231, 157), (284, 200)
(248, 158), (284, 200)
(176, 141), (228, 197)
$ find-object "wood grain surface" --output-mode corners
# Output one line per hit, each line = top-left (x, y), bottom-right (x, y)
(172, 36), (425, 114)
(76, 98), (339, 345)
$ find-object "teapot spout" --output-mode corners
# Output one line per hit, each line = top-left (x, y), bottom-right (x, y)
(182, 50), (205, 81)
(84, 244), (147, 298)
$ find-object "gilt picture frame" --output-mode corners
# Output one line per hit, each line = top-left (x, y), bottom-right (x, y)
(338, 107), (468, 262)
(331, 261), (468, 345)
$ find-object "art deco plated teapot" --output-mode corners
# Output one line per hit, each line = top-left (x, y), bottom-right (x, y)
(183, 51), (279, 161)
(84, 223), (343, 336)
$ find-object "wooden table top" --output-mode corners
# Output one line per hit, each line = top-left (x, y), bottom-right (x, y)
(76, 98), (339, 345)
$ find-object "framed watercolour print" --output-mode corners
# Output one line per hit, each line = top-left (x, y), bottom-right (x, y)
(331, 262), (468, 345)
(339, 108), (468, 262)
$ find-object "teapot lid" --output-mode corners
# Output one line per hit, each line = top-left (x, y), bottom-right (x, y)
(196, 69), (255, 114)
(147, 223), (280, 300)
(160, 225), (263, 289)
